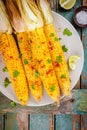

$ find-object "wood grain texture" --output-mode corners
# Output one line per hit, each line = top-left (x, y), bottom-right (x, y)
(4, 113), (18, 130)
(30, 114), (50, 130)
(0, 115), (4, 130)
(81, 115), (87, 130)
(16, 112), (28, 130)
(55, 114), (80, 130)
(1, 90), (87, 114)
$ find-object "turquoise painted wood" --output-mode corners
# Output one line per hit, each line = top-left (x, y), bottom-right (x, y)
(55, 114), (80, 130)
(30, 114), (50, 130)
(4, 113), (18, 130)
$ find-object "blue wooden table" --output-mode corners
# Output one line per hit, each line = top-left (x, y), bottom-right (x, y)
(0, 0), (87, 129)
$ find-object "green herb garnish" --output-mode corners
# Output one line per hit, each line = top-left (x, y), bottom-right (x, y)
(10, 101), (16, 107)
(56, 55), (62, 63)
(24, 59), (28, 65)
(54, 37), (61, 41)
(35, 71), (40, 77)
(50, 85), (55, 91)
(63, 28), (72, 36)
(62, 45), (68, 52)
(61, 74), (66, 78)
(4, 77), (11, 87)
(31, 84), (35, 90)
(13, 70), (20, 77)
(47, 59), (52, 63)
(2, 67), (8, 72)
(50, 33), (54, 37)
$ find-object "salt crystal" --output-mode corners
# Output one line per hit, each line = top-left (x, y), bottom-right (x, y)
(76, 11), (87, 25)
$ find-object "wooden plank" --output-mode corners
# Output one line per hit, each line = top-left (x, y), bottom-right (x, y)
(81, 115), (87, 130)
(16, 112), (28, 130)
(81, 0), (87, 89)
(4, 113), (18, 130)
(55, 114), (80, 130)
(30, 114), (50, 130)
(0, 115), (4, 130)
(1, 89), (87, 114)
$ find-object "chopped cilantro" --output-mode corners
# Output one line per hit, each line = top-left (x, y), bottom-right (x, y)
(2, 67), (8, 72)
(24, 59), (28, 65)
(61, 74), (66, 78)
(62, 45), (68, 52)
(50, 85), (55, 91)
(47, 59), (52, 63)
(63, 28), (72, 36)
(10, 101), (16, 107)
(56, 55), (62, 63)
(13, 70), (20, 77)
(31, 84), (35, 89)
(50, 33), (54, 37)
(18, 40), (22, 44)
(35, 71), (40, 77)
(4, 77), (11, 87)
(54, 37), (61, 41)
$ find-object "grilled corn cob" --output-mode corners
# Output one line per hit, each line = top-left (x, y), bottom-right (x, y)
(6, 0), (42, 102)
(17, 0), (60, 103)
(0, 0), (29, 105)
(36, 0), (71, 96)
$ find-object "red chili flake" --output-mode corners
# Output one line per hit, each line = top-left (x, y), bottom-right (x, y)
(54, 61), (60, 67)
(10, 56), (13, 59)
(46, 69), (52, 75)
(41, 65), (45, 68)
(31, 66), (35, 70)
(38, 60), (42, 64)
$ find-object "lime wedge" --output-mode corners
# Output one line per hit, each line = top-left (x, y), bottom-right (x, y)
(59, 0), (76, 10)
(68, 55), (80, 70)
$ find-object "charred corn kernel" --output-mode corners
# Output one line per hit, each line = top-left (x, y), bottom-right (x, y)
(44, 24), (70, 96)
(0, 33), (29, 105)
(17, 32), (42, 102)
(28, 27), (60, 103)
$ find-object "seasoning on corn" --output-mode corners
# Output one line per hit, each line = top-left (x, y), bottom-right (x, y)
(0, 0), (29, 105)
(17, 0), (60, 103)
(36, 0), (71, 96)
(6, 0), (42, 102)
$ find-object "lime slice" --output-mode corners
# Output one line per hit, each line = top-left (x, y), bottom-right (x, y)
(68, 55), (80, 70)
(59, 0), (76, 10)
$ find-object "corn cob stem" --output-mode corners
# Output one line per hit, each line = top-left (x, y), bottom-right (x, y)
(0, 33), (29, 105)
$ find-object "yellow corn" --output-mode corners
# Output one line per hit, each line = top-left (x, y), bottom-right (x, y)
(44, 24), (70, 96)
(16, 32), (42, 102)
(28, 27), (60, 103)
(0, 33), (29, 105)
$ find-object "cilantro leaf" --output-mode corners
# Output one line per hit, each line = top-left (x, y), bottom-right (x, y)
(63, 28), (72, 36)
(62, 45), (68, 52)
(24, 59), (28, 65)
(61, 74), (66, 78)
(35, 71), (40, 77)
(47, 59), (52, 63)
(4, 77), (11, 87)
(50, 33), (54, 37)
(2, 67), (8, 72)
(13, 70), (20, 77)
(50, 85), (55, 91)
(56, 55), (62, 63)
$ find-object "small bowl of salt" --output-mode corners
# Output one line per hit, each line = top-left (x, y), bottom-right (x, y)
(74, 6), (87, 28)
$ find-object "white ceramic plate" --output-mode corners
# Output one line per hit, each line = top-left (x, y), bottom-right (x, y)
(0, 11), (84, 106)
